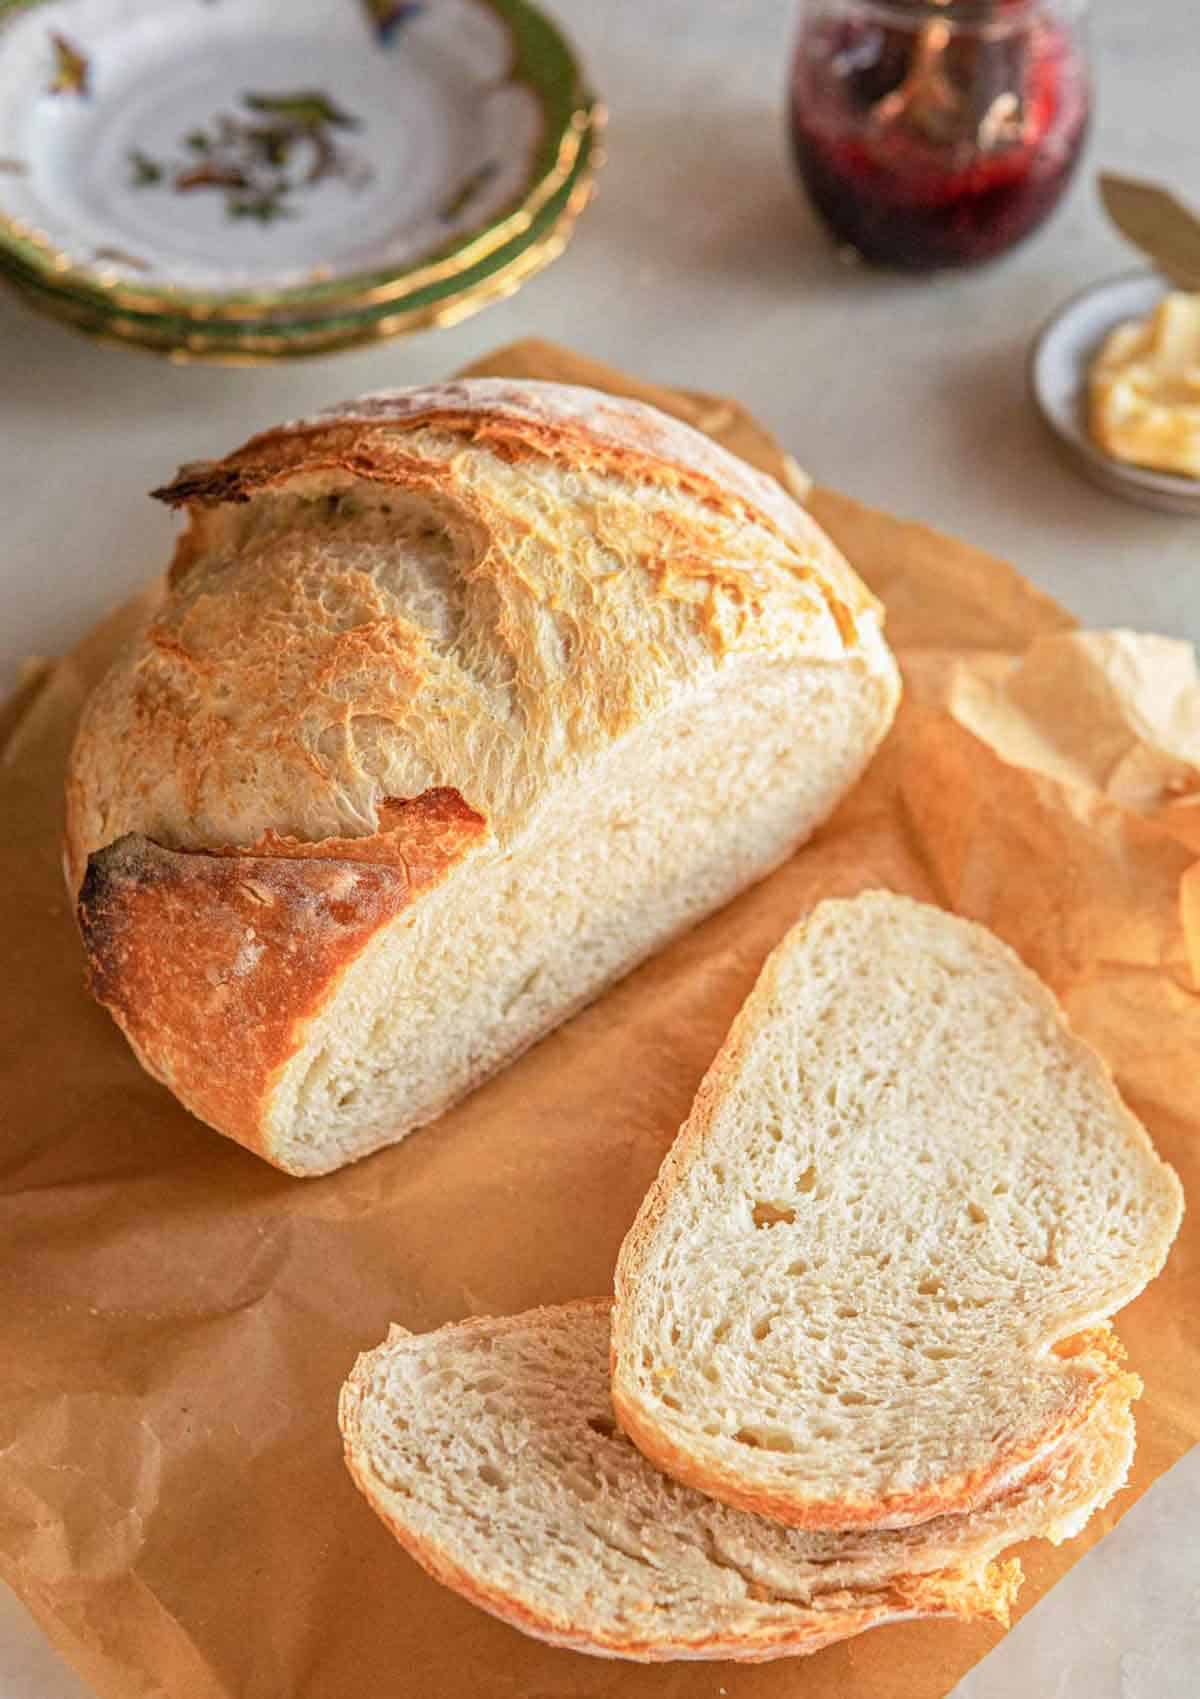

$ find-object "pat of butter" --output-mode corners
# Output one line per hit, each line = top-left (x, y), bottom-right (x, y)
(1089, 292), (1200, 478)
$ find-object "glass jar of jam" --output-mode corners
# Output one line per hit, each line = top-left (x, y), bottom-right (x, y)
(789, 0), (1091, 269)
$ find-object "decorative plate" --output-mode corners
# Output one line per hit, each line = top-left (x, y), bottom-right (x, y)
(0, 0), (596, 329)
(0, 101), (599, 359)
(1028, 270), (1200, 518)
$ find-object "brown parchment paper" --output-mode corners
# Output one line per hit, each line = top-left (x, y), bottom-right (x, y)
(1, 339), (1197, 1699)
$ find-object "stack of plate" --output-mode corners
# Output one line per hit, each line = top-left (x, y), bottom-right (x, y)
(0, 0), (602, 361)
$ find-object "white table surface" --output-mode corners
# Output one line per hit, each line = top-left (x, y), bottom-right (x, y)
(2, 1), (1197, 1693)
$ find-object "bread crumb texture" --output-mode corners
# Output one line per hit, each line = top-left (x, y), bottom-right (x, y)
(338, 1301), (1134, 1661)
(612, 893), (1181, 1529)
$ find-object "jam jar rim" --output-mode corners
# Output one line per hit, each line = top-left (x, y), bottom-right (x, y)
(814, 0), (1090, 33)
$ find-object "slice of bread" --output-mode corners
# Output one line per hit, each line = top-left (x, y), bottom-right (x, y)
(611, 892), (1182, 1531)
(339, 1301), (1134, 1663)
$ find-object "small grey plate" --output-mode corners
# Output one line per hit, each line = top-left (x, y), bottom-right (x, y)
(1028, 270), (1200, 517)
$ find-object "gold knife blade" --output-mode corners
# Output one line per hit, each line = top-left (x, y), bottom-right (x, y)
(1099, 173), (1200, 292)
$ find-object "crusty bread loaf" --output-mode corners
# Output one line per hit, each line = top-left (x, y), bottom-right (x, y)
(339, 1300), (1135, 1662)
(66, 380), (899, 1175)
(611, 892), (1182, 1531)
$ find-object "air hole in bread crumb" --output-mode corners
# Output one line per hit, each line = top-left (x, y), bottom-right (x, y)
(917, 1277), (942, 1296)
(734, 1426), (796, 1453)
(662, 1393), (682, 1411)
(587, 1415), (617, 1439)
(835, 1305), (861, 1319)
(336, 1086), (359, 1110)
(923, 1346), (958, 1361)
(478, 1462), (507, 1489)
(704, 1364), (720, 1384)
(838, 1390), (868, 1406)
(766, 1122), (784, 1144)
(967, 1202), (987, 1226)
(1034, 1230), (1060, 1269)
(917, 1151), (933, 1165)
(797, 1164), (818, 1193)
(712, 1320), (731, 1345)
(752, 1317), (773, 1342)
(787, 1258), (808, 1277)
(824, 1085), (838, 1108)
(992, 1180), (1010, 1195)
(753, 1201), (796, 1228)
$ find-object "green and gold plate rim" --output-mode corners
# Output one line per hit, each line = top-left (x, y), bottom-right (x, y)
(0, 113), (600, 361)
(0, 0), (595, 320)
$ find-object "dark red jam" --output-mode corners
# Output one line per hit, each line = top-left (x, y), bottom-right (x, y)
(789, 6), (1090, 269)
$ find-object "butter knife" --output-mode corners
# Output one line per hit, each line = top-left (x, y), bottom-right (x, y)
(1099, 172), (1200, 292)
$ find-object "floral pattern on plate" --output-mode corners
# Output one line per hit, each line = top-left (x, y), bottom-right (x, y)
(127, 90), (372, 225)
(0, 0), (585, 299)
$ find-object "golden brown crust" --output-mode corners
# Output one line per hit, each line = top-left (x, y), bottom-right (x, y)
(69, 379), (894, 891)
(77, 789), (486, 1167)
(150, 388), (877, 639)
(226, 787), (485, 870)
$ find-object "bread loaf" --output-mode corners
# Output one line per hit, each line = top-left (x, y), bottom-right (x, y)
(338, 1300), (1135, 1662)
(67, 380), (899, 1175)
(611, 892), (1182, 1530)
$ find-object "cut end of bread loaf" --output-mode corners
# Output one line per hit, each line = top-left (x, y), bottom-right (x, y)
(612, 892), (1181, 1530)
(66, 379), (900, 1174)
(338, 1301), (1134, 1662)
